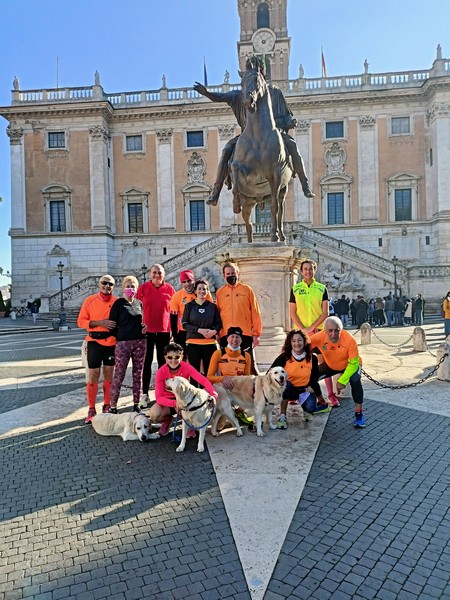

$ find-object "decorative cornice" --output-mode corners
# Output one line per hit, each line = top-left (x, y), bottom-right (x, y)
(156, 128), (172, 143)
(6, 125), (23, 144)
(358, 115), (376, 129)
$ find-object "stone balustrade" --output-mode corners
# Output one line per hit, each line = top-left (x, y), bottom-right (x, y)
(11, 60), (449, 107)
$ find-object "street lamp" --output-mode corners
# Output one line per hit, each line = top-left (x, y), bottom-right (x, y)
(392, 255), (398, 298)
(56, 261), (66, 327)
(141, 264), (147, 283)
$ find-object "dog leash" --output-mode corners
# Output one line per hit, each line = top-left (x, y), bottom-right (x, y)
(180, 397), (216, 431)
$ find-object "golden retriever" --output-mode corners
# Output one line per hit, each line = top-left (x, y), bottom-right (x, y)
(165, 377), (215, 453)
(211, 366), (287, 437)
(91, 412), (160, 442)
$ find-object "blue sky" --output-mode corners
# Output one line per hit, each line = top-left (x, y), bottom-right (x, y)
(1, 0), (449, 287)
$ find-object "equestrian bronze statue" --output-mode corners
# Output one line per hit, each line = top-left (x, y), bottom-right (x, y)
(194, 57), (314, 242)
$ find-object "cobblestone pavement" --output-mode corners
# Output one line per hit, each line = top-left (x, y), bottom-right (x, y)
(1, 324), (450, 599)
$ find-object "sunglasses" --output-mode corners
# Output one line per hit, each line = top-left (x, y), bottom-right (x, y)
(182, 280), (194, 284)
(165, 355), (181, 360)
(100, 281), (114, 287)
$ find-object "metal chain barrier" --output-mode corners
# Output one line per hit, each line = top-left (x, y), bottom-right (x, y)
(361, 353), (448, 390)
(425, 344), (437, 358)
(370, 327), (414, 348)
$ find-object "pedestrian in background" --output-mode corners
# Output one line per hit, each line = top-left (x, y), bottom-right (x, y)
(442, 291), (450, 338)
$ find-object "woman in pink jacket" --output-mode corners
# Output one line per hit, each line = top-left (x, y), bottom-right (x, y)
(148, 343), (217, 437)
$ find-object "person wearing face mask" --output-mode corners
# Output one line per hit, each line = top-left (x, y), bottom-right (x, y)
(270, 329), (329, 429)
(215, 262), (262, 374)
(169, 269), (213, 355)
(206, 326), (253, 428)
(77, 274), (118, 423)
(443, 291), (450, 338)
(107, 276), (147, 413)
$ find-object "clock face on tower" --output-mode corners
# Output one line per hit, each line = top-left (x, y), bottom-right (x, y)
(252, 28), (276, 54)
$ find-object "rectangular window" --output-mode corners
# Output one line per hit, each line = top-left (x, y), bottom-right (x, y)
(429, 148), (433, 166)
(391, 117), (410, 135)
(190, 200), (205, 231)
(325, 121), (344, 139)
(327, 192), (344, 225)
(126, 135), (143, 152)
(48, 132), (66, 148)
(378, 238), (383, 247)
(394, 189), (412, 221)
(50, 201), (66, 232)
(187, 131), (204, 148)
(425, 235), (430, 246)
(127, 203), (144, 233)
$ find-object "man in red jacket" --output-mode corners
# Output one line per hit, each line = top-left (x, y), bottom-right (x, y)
(137, 264), (175, 408)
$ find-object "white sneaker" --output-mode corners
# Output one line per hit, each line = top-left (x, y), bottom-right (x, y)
(139, 394), (150, 409)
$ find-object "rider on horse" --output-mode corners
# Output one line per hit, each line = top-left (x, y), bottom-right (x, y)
(194, 58), (315, 208)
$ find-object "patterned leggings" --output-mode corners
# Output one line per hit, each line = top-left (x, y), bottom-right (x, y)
(110, 339), (147, 407)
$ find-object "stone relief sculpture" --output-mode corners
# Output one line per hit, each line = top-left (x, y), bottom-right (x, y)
(325, 142), (346, 175)
(187, 152), (206, 184)
(320, 263), (365, 292)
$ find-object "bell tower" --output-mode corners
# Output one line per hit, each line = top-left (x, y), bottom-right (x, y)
(237, 0), (290, 82)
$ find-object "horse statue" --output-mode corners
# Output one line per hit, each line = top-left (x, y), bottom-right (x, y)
(231, 57), (293, 243)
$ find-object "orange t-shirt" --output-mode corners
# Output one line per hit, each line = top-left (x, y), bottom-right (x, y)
(77, 293), (118, 347)
(310, 329), (362, 372)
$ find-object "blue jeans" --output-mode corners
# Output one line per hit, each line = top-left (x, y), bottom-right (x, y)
(415, 310), (423, 326)
(445, 319), (450, 338)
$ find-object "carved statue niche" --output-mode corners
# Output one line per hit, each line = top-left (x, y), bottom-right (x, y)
(325, 142), (346, 175)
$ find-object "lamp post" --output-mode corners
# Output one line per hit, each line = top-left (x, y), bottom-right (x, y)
(56, 261), (66, 327)
(141, 264), (147, 283)
(392, 255), (398, 298)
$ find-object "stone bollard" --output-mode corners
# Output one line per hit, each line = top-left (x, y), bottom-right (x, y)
(436, 342), (450, 381)
(412, 327), (427, 352)
(360, 322), (372, 345)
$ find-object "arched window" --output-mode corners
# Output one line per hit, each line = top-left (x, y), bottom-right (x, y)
(257, 3), (270, 29)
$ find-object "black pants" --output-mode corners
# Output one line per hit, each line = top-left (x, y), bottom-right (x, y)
(142, 332), (170, 394)
(186, 343), (218, 376)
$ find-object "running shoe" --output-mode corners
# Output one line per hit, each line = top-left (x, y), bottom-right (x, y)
(312, 403), (331, 415)
(353, 412), (366, 428)
(277, 415), (288, 429)
(102, 404), (110, 413)
(187, 428), (196, 439)
(139, 394), (150, 409)
(235, 411), (254, 426)
(84, 408), (97, 424)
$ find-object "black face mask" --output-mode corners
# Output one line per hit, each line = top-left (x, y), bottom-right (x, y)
(226, 276), (237, 285)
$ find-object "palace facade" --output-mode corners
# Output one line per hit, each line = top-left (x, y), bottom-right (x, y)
(1, 0), (450, 311)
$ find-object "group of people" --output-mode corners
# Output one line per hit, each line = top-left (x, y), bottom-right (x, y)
(78, 257), (367, 432)
(329, 292), (428, 329)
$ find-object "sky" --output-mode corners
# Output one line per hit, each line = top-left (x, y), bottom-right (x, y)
(0, 0), (449, 288)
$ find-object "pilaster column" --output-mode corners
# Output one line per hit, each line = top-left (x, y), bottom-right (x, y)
(358, 116), (378, 221)
(88, 125), (111, 230)
(217, 124), (236, 226)
(293, 119), (312, 224)
(156, 129), (175, 229)
(7, 125), (26, 233)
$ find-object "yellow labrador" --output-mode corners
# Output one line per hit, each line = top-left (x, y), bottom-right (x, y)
(165, 377), (215, 453)
(91, 412), (160, 442)
(211, 366), (287, 437)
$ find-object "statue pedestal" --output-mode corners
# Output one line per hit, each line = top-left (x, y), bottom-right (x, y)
(221, 243), (301, 366)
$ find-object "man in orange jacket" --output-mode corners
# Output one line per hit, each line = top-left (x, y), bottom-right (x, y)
(215, 262), (262, 374)
(77, 274), (118, 423)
